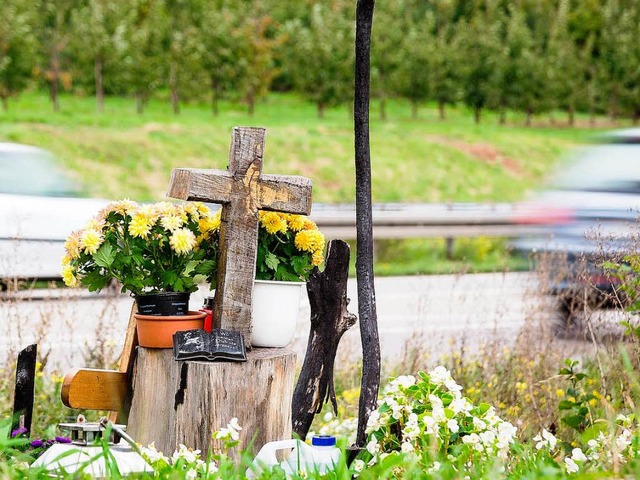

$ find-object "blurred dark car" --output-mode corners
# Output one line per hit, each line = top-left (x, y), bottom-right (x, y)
(0, 143), (108, 284)
(512, 129), (640, 333)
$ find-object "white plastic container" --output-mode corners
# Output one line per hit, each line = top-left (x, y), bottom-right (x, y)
(309, 435), (341, 474)
(246, 436), (341, 478)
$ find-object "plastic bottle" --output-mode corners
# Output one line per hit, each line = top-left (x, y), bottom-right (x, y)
(246, 436), (341, 478)
(309, 435), (341, 474)
(200, 297), (214, 333)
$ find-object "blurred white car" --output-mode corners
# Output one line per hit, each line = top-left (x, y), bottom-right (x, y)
(512, 129), (640, 332)
(0, 143), (108, 283)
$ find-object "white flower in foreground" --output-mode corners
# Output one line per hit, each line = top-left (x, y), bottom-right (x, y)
(228, 417), (242, 432)
(185, 468), (197, 480)
(401, 441), (414, 453)
(196, 459), (218, 473)
(172, 444), (201, 464)
(565, 457), (579, 474)
(429, 366), (452, 386)
(616, 429), (632, 451)
(352, 459), (365, 473)
(427, 461), (441, 473)
(533, 428), (557, 450)
(447, 419), (459, 433)
(141, 442), (167, 463)
(571, 448), (588, 462)
(366, 436), (380, 455)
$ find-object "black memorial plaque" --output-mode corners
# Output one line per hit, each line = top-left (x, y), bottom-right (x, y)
(173, 329), (247, 362)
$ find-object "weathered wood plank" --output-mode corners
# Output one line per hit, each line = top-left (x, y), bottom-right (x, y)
(292, 240), (356, 439)
(127, 347), (296, 456)
(61, 369), (128, 412)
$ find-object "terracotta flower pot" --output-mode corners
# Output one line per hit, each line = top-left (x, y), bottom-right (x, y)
(134, 311), (206, 348)
(135, 292), (191, 316)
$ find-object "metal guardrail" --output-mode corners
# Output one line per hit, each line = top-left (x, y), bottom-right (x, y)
(310, 203), (542, 239)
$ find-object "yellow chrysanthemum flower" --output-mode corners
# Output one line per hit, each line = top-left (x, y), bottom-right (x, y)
(129, 213), (153, 238)
(260, 211), (287, 234)
(312, 250), (324, 266)
(287, 215), (306, 232)
(61, 254), (71, 266)
(64, 233), (82, 259)
(153, 201), (176, 216)
(183, 202), (200, 219)
(199, 212), (221, 233)
(295, 230), (325, 253)
(196, 202), (210, 216)
(80, 229), (104, 255)
(104, 199), (138, 216)
(170, 228), (196, 255)
(303, 219), (318, 231)
(86, 218), (105, 232)
(160, 215), (183, 231)
(137, 205), (160, 223)
(62, 265), (78, 287)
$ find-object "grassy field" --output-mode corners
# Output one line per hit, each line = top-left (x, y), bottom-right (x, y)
(0, 91), (606, 203)
(0, 92), (619, 275)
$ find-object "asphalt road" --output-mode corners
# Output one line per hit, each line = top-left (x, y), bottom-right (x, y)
(0, 272), (600, 373)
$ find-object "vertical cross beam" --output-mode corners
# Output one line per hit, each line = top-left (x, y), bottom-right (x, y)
(167, 127), (312, 347)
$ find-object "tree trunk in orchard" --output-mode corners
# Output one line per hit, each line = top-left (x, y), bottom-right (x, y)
(292, 240), (357, 439)
(170, 62), (180, 115)
(95, 56), (104, 113)
(353, 0), (380, 451)
(49, 50), (60, 112)
(127, 347), (296, 456)
(438, 101), (445, 120)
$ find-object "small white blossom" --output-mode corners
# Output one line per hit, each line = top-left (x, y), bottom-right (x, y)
(565, 457), (579, 474)
(401, 441), (414, 453)
(352, 459), (365, 473)
(171, 444), (200, 464)
(447, 419), (459, 433)
(429, 366), (452, 385)
(366, 436), (380, 455)
(533, 428), (557, 450)
(571, 448), (587, 462)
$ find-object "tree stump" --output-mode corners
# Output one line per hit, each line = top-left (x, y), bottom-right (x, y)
(127, 347), (296, 456)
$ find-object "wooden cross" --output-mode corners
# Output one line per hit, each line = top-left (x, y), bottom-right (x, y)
(167, 127), (312, 347)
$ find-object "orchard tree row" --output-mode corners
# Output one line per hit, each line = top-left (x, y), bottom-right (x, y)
(1, 0), (639, 124)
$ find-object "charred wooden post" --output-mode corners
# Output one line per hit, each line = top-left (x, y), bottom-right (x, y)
(11, 344), (37, 437)
(353, 0), (380, 450)
(291, 240), (356, 439)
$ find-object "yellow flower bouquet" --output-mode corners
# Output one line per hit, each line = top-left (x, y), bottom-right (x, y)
(62, 199), (221, 295)
(62, 200), (325, 295)
(194, 210), (326, 288)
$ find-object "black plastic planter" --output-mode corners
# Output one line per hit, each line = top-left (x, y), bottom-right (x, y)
(135, 292), (190, 316)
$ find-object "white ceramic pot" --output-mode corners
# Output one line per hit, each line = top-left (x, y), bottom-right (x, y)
(251, 280), (305, 348)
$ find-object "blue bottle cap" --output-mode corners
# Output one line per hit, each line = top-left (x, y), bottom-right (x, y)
(312, 435), (336, 447)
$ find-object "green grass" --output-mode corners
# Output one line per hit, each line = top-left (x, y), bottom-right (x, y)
(0, 91), (605, 203)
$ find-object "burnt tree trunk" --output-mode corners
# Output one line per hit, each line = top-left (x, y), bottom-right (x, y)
(354, 0), (380, 449)
(292, 240), (357, 439)
(11, 344), (37, 437)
